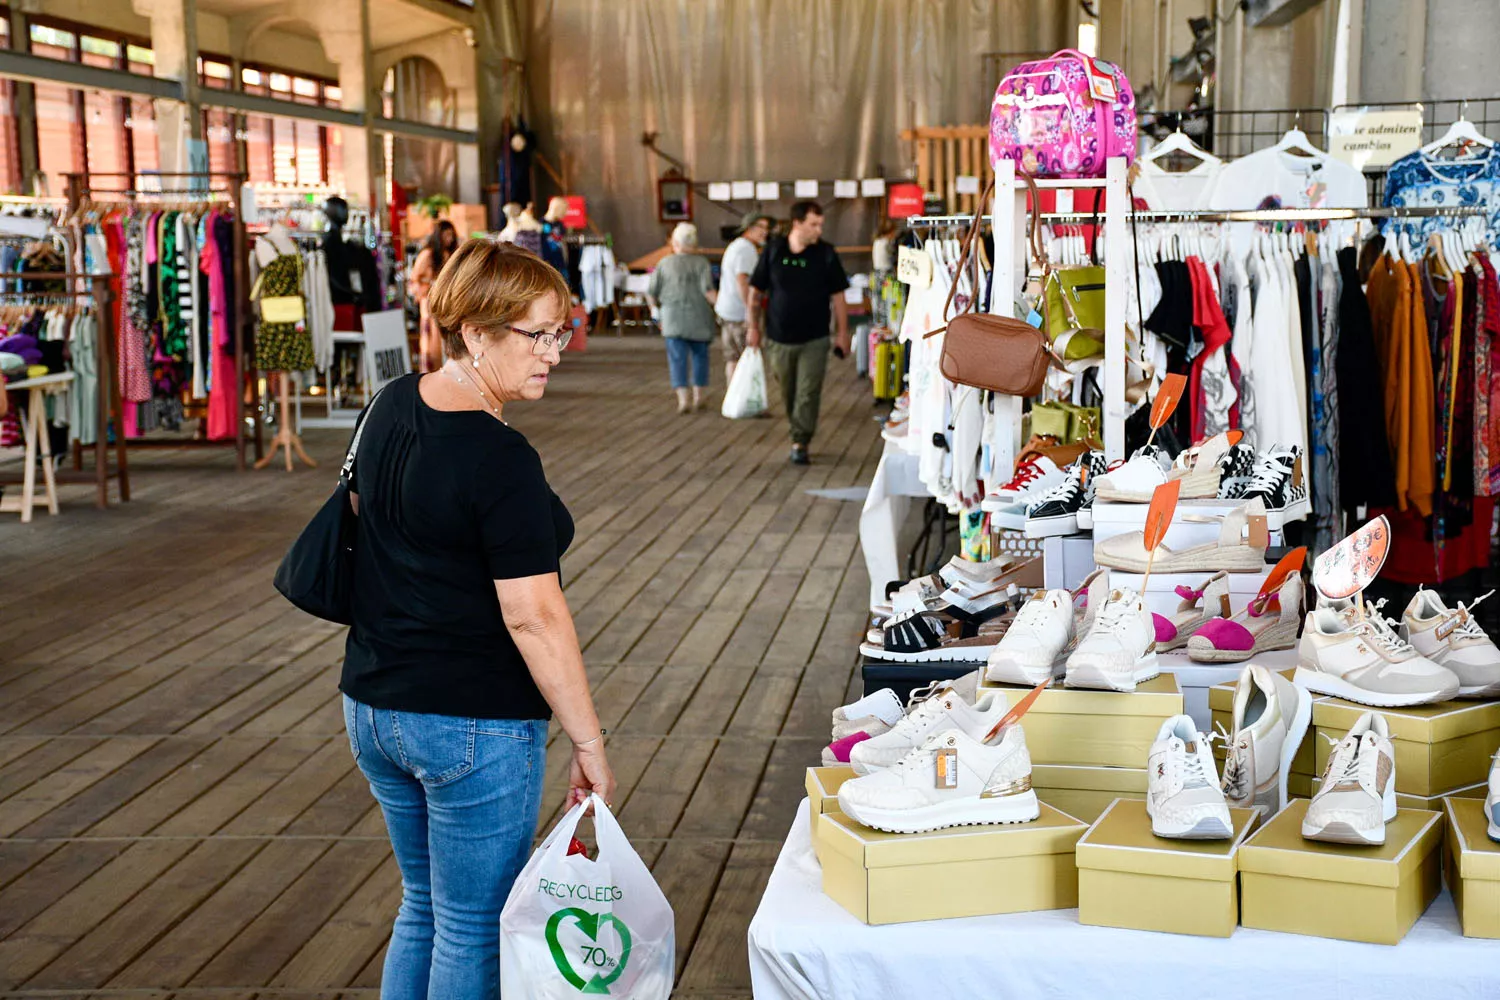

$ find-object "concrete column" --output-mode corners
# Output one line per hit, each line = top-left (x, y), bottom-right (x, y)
(147, 0), (201, 174)
(1358, 0), (1426, 103)
(317, 0), (378, 215)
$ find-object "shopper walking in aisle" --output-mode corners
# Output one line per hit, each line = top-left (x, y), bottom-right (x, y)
(747, 200), (851, 464)
(408, 220), (458, 371)
(646, 221), (718, 413)
(716, 211), (773, 385)
(340, 239), (615, 999)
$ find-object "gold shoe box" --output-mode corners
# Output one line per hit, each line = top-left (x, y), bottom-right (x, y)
(805, 766), (856, 864)
(1443, 796), (1500, 938)
(980, 674), (1183, 768)
(1208, 671), (1317, 792)
(1238, 799), (1444, 945)
(820, 804), (1088, 925)
(1032, 764), (1148, 823)
(1312, 698), (1500, 797)
(1075, 798), (1260, 938)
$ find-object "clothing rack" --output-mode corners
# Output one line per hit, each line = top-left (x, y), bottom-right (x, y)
(1039, 205), (1492, 224)
(0, 270), (126, 507)
(64, 172), (261, 471)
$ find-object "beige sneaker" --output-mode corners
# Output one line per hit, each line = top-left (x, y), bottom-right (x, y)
(1401, 588), (1500, 698)
(1094, 499), (1270, 573)
(1295, 604), (1460, 707)
(1302, 711), (1397, 846)
(1220, 664), (1312, 815)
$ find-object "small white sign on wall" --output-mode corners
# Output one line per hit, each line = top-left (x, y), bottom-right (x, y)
(756, 181), (780, 201)
(1328, 108), (1424, 171)
(834, 180), (858, 199)
(794, 179), (820, 198)
(860, 178), (887, 197)
(707, 182), (732, 201)
(362, 309), (412, 395)
(731, 180), (756, 200)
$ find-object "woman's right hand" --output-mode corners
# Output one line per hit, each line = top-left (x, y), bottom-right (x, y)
(567, 742), (616, 810)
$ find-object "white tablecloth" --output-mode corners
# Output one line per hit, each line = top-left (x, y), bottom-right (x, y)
(748, 801), (1500, 1000)
(858, 443), (928, 608)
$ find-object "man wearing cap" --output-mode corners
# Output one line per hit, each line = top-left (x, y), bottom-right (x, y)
(715, 212), (772, 385)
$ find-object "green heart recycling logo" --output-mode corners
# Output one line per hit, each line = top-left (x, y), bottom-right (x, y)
(545, 907), (633, 994)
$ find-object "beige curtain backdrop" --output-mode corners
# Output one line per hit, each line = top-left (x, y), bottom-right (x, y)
(513, 0), (1074, 258)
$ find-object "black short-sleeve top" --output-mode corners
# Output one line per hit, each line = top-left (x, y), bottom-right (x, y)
(340, 373), (573, 719)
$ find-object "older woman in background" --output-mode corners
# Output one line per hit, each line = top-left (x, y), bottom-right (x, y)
(646, 222), (717, 413)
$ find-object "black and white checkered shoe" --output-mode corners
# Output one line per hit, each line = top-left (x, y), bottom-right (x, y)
(1216, 441), (1258, 498)
(1236, 445), (1310, 529)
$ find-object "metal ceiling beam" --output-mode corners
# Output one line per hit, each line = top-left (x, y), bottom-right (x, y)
(204, 89), (365, 128)
(0, 49), (182, 100)
(374, 117), (477, 145)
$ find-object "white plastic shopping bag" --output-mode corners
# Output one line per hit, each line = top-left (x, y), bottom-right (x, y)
(721, 346), (768, 418)
(501, 794), (674, 999)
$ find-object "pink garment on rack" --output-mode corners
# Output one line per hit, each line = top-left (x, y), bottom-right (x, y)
(202, 211), (237, 441)
(116, 216), (153, 413)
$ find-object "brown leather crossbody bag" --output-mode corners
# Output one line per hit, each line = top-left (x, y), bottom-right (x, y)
(923, 174), (1060, 397)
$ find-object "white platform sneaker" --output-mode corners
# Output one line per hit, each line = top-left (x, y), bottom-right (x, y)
(1220, 664), (1313, 815)
(837, 723), (1040, 834)
(1296, 603), (1460, 707)
(847, 685), (1011, 775)
(1401, 588), (1500, 698)
(1302, 711), (1397, 846)
(1065, 587), (1159, 692)
(1147, 715), (1233, 839)
(985, 589), (1075, 686)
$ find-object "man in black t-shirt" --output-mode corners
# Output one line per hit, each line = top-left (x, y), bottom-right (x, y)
(747, 201), (850, 465)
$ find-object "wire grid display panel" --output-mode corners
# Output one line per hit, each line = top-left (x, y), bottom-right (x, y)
(1346, 96), (1500, 203)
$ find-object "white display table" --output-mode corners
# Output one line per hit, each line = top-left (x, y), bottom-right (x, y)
(857, 441), (927, 608)
(748, 801), (1500, 1000)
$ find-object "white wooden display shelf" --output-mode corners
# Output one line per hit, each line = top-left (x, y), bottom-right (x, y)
(0, 372), (75, 522)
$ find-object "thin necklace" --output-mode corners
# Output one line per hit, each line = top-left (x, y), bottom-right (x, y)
(442, 361), (508, 425)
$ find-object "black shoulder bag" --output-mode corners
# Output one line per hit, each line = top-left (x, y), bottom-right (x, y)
(273, 389), (385, 625)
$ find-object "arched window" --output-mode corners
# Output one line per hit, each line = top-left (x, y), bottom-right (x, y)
(383, 57), (456, 201)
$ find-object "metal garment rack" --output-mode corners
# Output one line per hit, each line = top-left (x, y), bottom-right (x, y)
(63, 172), (261, 472)
(0, 270), (126, 508)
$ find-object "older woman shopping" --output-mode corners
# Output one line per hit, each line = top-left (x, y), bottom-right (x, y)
(646, 222), (718, 413)
(340, 238), (615, 999)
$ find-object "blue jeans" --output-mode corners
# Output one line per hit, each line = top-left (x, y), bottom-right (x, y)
(344, 695), (548, 1000)
(665, 337), (710, 388)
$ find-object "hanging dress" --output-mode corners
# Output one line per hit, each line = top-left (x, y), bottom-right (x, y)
(254, 252), (314, 372)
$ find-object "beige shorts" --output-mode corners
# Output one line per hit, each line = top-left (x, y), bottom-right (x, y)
(720, 320), (748, 362)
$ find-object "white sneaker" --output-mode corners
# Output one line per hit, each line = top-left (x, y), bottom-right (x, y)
(1220, 664), (1313, 815)
(1147, 715), (1234, 839)
(837, 723), (1039, 833)
(981, 456), (1066, 511)
(1302, 711), (1397, 846)
(1402, 588), (1500, 698)
(1486, 753), (1500, 843)
(1064, 587), (1159, 692)
(1295, 603), (1460, 707)
(847, 686), (1011, 775)
(1091, 445), (1170, 502)
(985, 589), (1074, 686)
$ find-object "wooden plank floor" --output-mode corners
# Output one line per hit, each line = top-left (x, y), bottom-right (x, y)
(0, 337), (884, 999)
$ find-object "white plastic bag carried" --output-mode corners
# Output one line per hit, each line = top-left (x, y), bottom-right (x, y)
(721, 345), (768, 419)
(501, 794), (674, 999)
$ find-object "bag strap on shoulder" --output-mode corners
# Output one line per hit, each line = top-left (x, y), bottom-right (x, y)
(341, 381), (392, 486)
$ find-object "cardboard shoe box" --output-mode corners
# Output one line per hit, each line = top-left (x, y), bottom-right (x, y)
(980, 674), (1183, 768)
(1208, 668), (1316, 798)
(805, 766), (857, 863)
(1032, 764), (1149, 824)
(820, 805), (1088, 925)
(1313, 698), (1500, 797)
(1076, 798), (1260, 937)
(1443, 796), (1500, 938)
(1238, 799), (1444, 945)
(1313, 776), (1488, 812)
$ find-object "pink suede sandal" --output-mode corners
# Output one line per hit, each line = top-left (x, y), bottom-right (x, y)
(1186, 574), (1304, 663)
(1151, 572), (1232, 652)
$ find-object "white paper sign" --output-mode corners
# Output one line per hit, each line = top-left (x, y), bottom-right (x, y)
(755, 181), (780, 201)
(1328, 108), (1424, 171)
(860, 178), (887, 197)
(896, 245), (932, 289)
(955, 175), (981, 195)
(834, 180), (858, 199)
(707, 182), (732, 202)
(794, 179), (820, 198)
(361, 310), (412, 394)
(731, 180), (755, 200)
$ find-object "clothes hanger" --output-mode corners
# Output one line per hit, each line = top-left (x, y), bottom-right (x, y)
(1271, 117), (1323, 159)
(1420, 107), (1494, 158)
(1142, 128), (1222, 174)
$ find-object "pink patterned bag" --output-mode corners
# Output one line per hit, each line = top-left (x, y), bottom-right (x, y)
(989, 49), (1137, 179)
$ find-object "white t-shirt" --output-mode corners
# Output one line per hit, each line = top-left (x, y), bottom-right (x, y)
(715, 236), (762, 322)
(1208, 146), (1367, 255)
(1132, 159), (1223, 211)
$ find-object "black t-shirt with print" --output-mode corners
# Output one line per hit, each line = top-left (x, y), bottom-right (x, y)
(340, 374), (574, 720)
(750, 237), (850, 344)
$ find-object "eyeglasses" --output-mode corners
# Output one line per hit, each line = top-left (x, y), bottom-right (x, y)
(509, 325), (573, 355)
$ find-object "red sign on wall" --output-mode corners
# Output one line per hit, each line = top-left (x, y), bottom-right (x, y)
(887, 183), (925, 218)
(563, 195), (588, 229)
